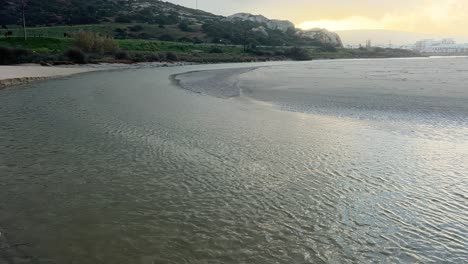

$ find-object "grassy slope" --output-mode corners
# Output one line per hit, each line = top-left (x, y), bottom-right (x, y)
(6, 23), (205, 40)
(0, 37), (275, 64)
(0, 38), (74, 52)
(0, 37), (245, 53)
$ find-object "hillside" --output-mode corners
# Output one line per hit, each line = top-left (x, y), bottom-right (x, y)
(0, 0), (341, 47)
(0, 0), (218, 26)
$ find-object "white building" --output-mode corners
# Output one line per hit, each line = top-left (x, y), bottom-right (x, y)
(412, 39), (468, 54)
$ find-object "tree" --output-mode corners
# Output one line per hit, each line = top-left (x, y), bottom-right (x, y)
(115, 15), (131, 23)
(178, 21), (193, 32)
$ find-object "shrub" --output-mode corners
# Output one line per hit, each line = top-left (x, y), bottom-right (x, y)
(146, 53), (165, 62)
(137, 33), (151, 39)
(158, 34), (175, 41)
(115, 15), (132, 23)
(285, 47), (311, 61)
(246, 48), (265, 56)
(114, 28), (127, 38)
(100, 37), (119, 54)
(178, 37), (192, 43)
(0, 47), (16, 64)
(274, 50), (285, 56)
(0, 47), (30, 65)
(209, 47), (223, 53)
(192, 37), (203, 44)
(74, 31), (94, 51)
(178, 21), (193, 32)
(156, 53), (165, 61)
(165, 52), (178, 61)
(65, 48), (87, 64)
(128, 52), (165, 63)
(74, 31), (119, 53)
(115, 51), (129, 60)
(128, 25), (144, 32)
(319, 44), (337, 52)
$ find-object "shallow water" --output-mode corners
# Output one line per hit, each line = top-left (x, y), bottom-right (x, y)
(0, 59), (467, 263)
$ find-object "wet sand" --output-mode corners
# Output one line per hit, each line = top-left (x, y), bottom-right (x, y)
(173, 67), (256, 98)
(0, 65), (102, 89)
(0, 63), (195, 89)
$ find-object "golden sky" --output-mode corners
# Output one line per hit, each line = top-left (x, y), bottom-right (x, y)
(169, 0), (468, 35)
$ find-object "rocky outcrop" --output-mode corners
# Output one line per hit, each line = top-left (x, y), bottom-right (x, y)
(228, 13), (269, 24)
(228, 13), (343, 47)
(297, 28), (344, 47)
(228, 13), (294, 32)
(251, 26), (269, 37)
(267, 20), (295, 32)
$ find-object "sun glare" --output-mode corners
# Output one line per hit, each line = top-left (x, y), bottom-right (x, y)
(297, 16), (382, 31)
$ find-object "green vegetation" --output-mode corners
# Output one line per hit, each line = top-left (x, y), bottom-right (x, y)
(285, 47), (312, 61)
(165, 52), (178, 61)
(0, 35), (421, 65)
(64, 48), (87, 64)
(0, 0), (214, 26)
(0, 47), (30, 65)
(4, 23), (205, 41)
(201, 21), (321, 47)
(74, 31), (119, 53)
(0, 37), (73, 52)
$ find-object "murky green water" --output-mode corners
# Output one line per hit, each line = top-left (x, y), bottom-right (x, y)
(0, 59), (467, 263)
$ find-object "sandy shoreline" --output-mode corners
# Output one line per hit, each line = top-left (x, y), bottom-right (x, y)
(0, 65), (105, 89)
(0, 62), (191, 89)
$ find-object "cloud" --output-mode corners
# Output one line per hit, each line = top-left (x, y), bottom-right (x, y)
(298, 0), (468, 35)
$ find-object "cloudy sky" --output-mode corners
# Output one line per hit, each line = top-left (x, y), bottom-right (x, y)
(166, 0), (468, 35)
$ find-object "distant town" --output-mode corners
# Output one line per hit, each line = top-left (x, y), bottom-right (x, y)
(347, 38), (468, 55)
